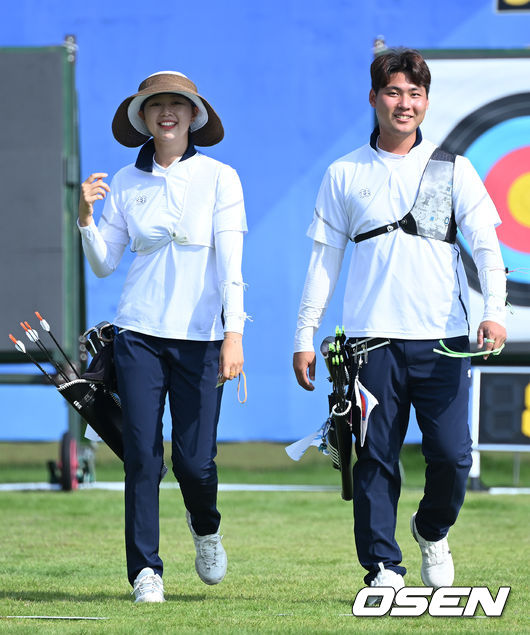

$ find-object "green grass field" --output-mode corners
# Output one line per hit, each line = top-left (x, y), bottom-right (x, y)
(0, 442), (529, 633)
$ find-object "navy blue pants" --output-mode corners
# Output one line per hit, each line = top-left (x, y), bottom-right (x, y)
(114, 330), (223, 585)
(353, 337), (472, 584)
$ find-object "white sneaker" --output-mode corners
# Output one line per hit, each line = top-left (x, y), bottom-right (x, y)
(366, 562), (405, 606)
(186, 511), (227, 585)
(411, 512), (454, 588)
(132, 567), (165, 603)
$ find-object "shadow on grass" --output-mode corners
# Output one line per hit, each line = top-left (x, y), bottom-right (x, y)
(0, 590), (127, 603)
(0, 590), (263, 604)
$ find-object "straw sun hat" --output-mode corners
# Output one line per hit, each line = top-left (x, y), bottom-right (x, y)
(112, 71), (224, 147)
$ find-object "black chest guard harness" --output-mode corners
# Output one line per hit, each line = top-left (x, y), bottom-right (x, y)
(353, 148), (457, 245)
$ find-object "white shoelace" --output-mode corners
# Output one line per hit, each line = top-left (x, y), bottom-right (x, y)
(423, 539), (450, 565)
(132, 573), (163, 597)
(197, 535), (223, 568)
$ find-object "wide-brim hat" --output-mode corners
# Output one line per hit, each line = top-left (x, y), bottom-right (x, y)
(112, 71), (224, 147)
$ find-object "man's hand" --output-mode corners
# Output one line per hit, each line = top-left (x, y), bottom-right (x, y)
(293, 351), (316, 391)
(477, 320), (507, 359)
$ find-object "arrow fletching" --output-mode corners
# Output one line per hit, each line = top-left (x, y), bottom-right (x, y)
(35, 311), (51, 331)
(21, 323), (39, 343)
(9, 334), (26, 354)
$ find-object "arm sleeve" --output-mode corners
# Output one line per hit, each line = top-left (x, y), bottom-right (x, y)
(77, 173), (130, 278)
(306, 168), (351, 249)
(454, 156), (506, 325)
(213, 166), (248, 234)
(294, 241), (345, 352)
(213, 165), (248, 334)
(453, 155), (501, 233)
(215, 230), (248, 335)
(78, 219), (128, 278)
(464, 224), (507, 326)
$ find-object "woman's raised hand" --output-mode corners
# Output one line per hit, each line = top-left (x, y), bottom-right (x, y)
(79, 173), (110, 226)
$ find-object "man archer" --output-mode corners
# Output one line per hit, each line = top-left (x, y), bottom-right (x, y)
(293, 48), (506, 597)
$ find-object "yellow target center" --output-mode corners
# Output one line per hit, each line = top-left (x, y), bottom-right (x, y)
(503, 0), (530, 6)
(507, 173), (530, 228)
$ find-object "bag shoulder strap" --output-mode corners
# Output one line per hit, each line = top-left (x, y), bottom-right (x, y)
(354, 147), (456, 244)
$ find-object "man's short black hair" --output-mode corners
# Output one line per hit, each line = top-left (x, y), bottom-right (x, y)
(370, 48), (431, 95)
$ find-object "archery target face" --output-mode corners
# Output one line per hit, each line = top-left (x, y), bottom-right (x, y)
(421, 56), (530, 344)
(443, 94), (530, 307)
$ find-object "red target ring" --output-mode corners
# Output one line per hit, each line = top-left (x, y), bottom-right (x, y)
(484, 146), (530, 253)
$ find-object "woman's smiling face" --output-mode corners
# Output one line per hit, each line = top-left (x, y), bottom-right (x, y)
(139, 93), (197, 142)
